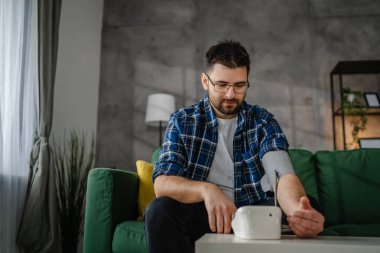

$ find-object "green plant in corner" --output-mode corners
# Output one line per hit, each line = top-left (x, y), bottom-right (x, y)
(52, 130), (95, 253)
(342, 87), (368, 149)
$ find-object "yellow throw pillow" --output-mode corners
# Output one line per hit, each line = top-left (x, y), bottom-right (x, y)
(136, 160), (156, 220)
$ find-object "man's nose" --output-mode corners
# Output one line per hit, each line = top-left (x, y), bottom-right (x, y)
(225, 85), (235, 99)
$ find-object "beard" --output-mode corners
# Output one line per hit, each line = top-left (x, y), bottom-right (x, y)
(210, 98), (243, 116)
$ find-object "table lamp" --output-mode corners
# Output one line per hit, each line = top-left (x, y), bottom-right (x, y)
(145, 93), (176, 146)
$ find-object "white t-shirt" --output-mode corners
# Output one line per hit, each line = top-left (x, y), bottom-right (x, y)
(207, 117), (237, 202)
(207, 117), (295, 203)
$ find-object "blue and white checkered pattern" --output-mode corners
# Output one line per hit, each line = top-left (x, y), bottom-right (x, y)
(153, 94), (289, 207)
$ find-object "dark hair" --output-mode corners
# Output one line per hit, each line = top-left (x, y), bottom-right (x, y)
(205, 40), (251, 74)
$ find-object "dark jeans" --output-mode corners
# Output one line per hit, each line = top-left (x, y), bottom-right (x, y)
(144, 197), (212, 253)
(144, 195), (321, 253)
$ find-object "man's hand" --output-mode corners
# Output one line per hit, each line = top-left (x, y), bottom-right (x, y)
(202, 183), (237, 234)
(287, 196), (324, 238)
(155, 176), (236, 234)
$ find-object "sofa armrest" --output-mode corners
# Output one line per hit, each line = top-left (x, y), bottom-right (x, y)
(83, 168), (139, 253)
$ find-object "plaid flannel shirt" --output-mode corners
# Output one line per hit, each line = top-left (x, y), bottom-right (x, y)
(153, 94), (289, 207)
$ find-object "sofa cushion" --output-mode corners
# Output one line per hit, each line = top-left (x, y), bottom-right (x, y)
(315, 148), (380, 226)
(112, 221), (147, 253)
(289, 149), (319, 202)
(326, 224), (380, 237)
(136, 160), (156, 220)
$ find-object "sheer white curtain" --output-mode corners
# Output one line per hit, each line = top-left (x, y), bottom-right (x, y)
(0, 0), (38, 252)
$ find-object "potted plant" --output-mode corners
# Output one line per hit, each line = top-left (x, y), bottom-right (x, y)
(52, 130), (95, 253)
(342, 87), (368, 149)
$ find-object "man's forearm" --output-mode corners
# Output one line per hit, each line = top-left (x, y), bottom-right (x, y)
(154, 175), (211, 203)
(277, 174), (306, 215)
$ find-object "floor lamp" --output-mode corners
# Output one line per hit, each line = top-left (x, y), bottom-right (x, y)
(145, 93), (176, 146)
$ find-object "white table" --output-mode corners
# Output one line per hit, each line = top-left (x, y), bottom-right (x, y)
(196, 234), (380, 253)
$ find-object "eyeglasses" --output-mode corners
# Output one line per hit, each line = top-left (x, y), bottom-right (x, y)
(204, 73), (250, 94)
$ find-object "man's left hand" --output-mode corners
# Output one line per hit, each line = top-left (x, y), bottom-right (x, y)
(287, 196), (325, 238)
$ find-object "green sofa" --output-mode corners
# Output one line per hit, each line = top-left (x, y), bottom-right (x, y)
(83, 148), (380, 253)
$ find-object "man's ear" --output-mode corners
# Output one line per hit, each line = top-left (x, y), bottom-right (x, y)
(201, 73), (209, 91)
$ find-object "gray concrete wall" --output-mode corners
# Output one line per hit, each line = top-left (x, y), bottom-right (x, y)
(96, 0), (380, 171)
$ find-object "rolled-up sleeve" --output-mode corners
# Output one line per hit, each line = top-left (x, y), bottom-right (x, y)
(258, 113), (289, 160)
(152, 114), (188, 182)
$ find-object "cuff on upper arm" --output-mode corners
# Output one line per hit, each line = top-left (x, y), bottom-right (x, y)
(261, 150), (295, 191)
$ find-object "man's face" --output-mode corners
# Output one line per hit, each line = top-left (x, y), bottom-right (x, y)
(201, 63), (248, 119)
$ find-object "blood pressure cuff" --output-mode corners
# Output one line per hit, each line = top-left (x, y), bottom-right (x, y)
(260, 151), (295, 192)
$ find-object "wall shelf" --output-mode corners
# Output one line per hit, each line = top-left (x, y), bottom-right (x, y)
(333, 107), (380, 116)
(330, 60), (380, 150)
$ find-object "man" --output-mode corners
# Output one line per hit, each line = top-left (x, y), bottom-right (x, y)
(144, 40), (324, 253)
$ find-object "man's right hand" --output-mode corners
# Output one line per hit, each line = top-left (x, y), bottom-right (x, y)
(154, 176), (236, 234)
(201, 183), (237, 234)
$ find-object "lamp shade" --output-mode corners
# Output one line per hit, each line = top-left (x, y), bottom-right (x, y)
(145, 93), (175, 127)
